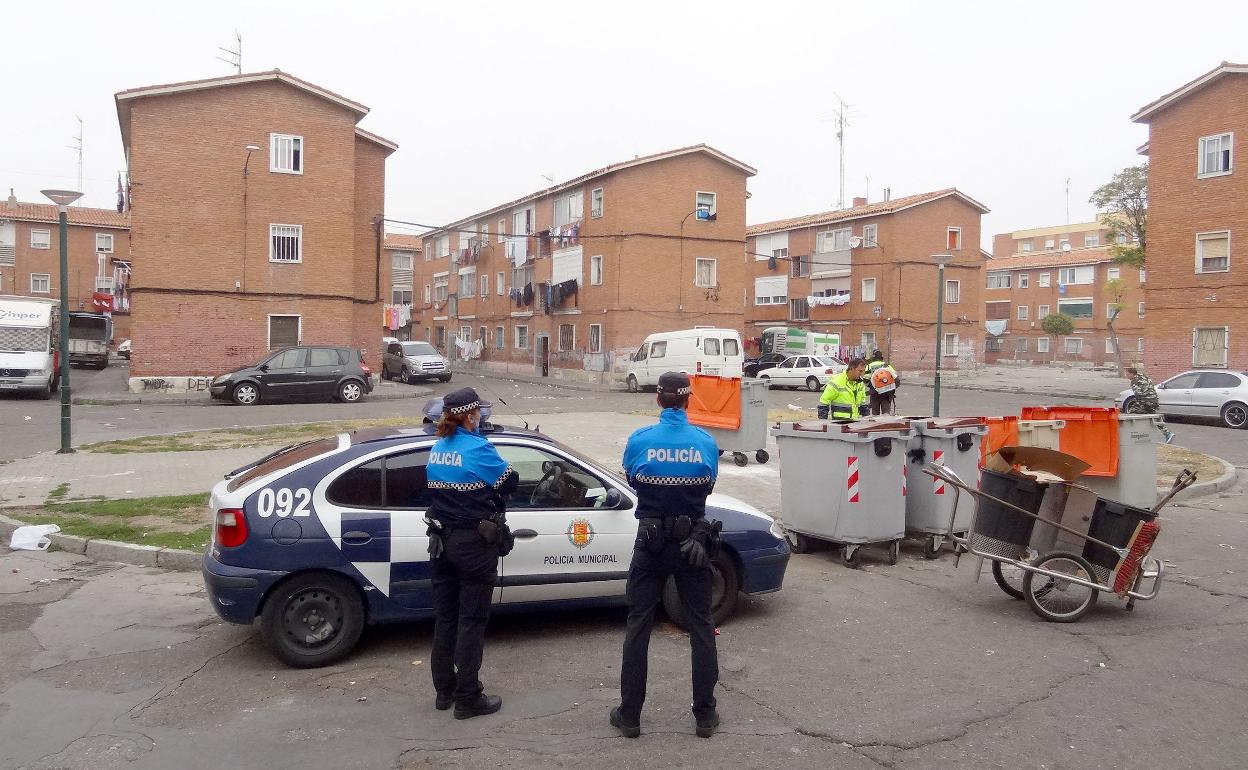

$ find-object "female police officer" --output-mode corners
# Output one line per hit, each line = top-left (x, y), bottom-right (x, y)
(424, 387), (518, 719)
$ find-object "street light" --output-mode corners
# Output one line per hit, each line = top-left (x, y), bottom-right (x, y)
(931, 253), (953, 417)
(678, 207), (716, 311)
(41, 188), (83, 453)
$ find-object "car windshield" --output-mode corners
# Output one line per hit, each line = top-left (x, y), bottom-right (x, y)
(401, 342), (438, 356)
(508, 434), (627, 485)
(814, 356), (841, 366)
(226, 438), (339, 491)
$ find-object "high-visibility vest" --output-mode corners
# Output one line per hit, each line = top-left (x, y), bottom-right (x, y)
(819, 371), (867, 420)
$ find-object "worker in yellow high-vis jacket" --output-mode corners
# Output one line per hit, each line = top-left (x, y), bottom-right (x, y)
(818, 357), (869, 420)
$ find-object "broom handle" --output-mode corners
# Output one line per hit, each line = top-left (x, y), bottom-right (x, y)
(1152, 470), (1197, 514)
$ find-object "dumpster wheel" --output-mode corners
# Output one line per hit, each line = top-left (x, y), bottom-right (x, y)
(887, 540), (900, 565)
(732, 452), (748, 467)
(841, 544), (862, 568)
(755, 449), (769, 464)
(922, 535), (944, 560)
(789, 532), (817, 554)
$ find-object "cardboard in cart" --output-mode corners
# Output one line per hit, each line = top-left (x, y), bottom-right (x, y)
(984, 445), (1091, 483)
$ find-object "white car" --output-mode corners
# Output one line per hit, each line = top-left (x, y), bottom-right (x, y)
(1115, 369), (1248, 429)
(756, 355), (846, 391)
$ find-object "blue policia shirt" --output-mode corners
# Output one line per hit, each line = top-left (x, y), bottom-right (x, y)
(622, 408), (718, 519)
(426, 427), (517, 529)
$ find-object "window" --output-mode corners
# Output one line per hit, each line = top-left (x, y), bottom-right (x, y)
(1017, 305), (1029, 321)
(268, 315), (300, 349)
(309, 348), (343, 367)
(985, 337), (1003, 352)
(1139, 268), (1146, 283)
(1058, 298), (1094, 318)
(269, 224), (302, 263)
(1058, 266), (1094, 285)
(1199, 132), (1233, 176)
(861, 277), (876, 302)
(1038, 272), (1050, 288)
(816, 228), (852, 252)
(558, 324), (574, 351)
(497, 218), (506, 243)
(479, 326), (487, 344)
(695, 191), (717, 216)
(494, 445), (611, 510)
(986, 271), (1011, 289)
(1044, 238), (1056, 250)
(695, 258), (716, 287)
(1196, 231), (1230, 273)
(1138, 301), (1145, 318)
(1038, 304), (1050, 319)
(1037, 337), (1050, 354)
(1018, 273), (1029, 289)
(30, 273), (51, 293)
(861, 332), (877, 349)
(590, 255), (603, 286)
(423, 284), (431, 303)
(96, 233), (114, 253)
(270, 133), (303, 174)
(942, 333), (959, 357)
(1016, 337), (1029, 353)
(1138, 338), (1145, 353)
(753, 276), (787, 305)
(789, 298), (809, 321)
(391, 288), (412, 304)
(1106, 303), (1120, 319)
(1199, 372), (1240, 388)
(497, 271), (505, 295)
(986, 301), (1011, 320)
(515, 325), (529, 349)
(788, 252), (810, 278)
(494, 326), (505, 350)
(1021, 241), (1033, 253)
(438, 235), (451, 257)
(724, 338), (739, 356)
(458, 270), (475, 296)
(703, 338), (720, 356)
(1107, 267), (1120, 281)
(553, 190), (584, 227)
(1085, 234), (1100, 248)
(392, 252), (414, 270)
(945, 280), (960, 304)
(862, 223), (878, 247)
(1193, 327), (1228, 367)
(589, 324), (602, 354)
(1105, 338), (1117, 355)
(433, 276), (449, 302)
(1059, 239), (1070, 250)
(327, 457), (384, 508)
(650, 341), (667, 358)
(591, 188), (603, 218)
(435, 327), (445, 348)
(30, 229), (50, 249)
(481, 275), (489, 297)
(459, 325), (472, 345)
(946, 227), (962, 250)
(1065, 337), (1083, 355)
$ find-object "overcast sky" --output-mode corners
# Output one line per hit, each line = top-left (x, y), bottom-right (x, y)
(3, 1), (1243, 250)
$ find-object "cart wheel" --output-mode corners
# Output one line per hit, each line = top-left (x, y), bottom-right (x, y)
(922, 535), (943, 560)
(841, 544), (862, 568)
(887, 540), (900, 565)
(755, 449), (770, 464)
(991, 560), (1028, 600)
(1023, 551), (1099, 623)
(732, 452), (748, 467)
(789, 532), (817, 554)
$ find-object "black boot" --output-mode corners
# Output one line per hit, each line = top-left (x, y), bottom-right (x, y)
(695, 710), (720, 738)
(610, 706), (640, 738)
(454, 694), (502, 720)
(435, 692), (453, 711)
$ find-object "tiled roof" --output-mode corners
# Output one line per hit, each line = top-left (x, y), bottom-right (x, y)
(747, 189), (989, 236)
(0, 201), (130, 229)
(986, 246), (1115, 271)
(383, 234), (423, 250)
(1133, 61), (1248, 122)
(115, 69), (369, 115)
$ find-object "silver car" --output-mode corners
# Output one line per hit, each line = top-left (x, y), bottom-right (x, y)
(381, 341), (451, 384)
(1115, 369), (1248, 429)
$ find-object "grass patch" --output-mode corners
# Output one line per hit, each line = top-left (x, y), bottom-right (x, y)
(47, 493), (210, 518)
(14, 492), (214, 552)
(1157, 444), (1226, 487)
(45, 482), (71, 502)
(80, 417), (423, 454)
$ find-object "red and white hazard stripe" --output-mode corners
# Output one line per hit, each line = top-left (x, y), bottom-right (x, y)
(847, 455), (860, 503)
(932, 450), (946, 495)
(902, 462), (908, 497)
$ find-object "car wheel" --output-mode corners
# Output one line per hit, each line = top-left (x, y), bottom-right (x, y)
(760, 375), (771, 388)
(260, 572), (365, 668)
(37, 377), (54, 400)
(400, 367), (412, 384)
(232, 382), (260, 406)
(379, 364), (389, 381)
(662, 550), (740, 628)
(806, 376), (820, 392)
(1121, 397), (1136, 414)
(627, 374), (639, 393)
(1219, 401), (1248, 429)
(439, 374), (452, 383)
(338, 380), (364, 403)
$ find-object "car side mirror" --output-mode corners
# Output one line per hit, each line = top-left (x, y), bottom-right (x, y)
(542, 460), (556, 474)
(258, 364), (269, 372)
(604, 488), (624, 508)
(1157, 383), (1166, 389)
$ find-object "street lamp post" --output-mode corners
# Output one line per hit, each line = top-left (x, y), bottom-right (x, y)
(931, 253), (953, 417)
(42, 189), (84, 453)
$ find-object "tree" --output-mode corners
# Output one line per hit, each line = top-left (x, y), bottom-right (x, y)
(1041, 312), (1075, 361)
(1103, 277), (1127, 376)
(1089, 164), (1147, 267)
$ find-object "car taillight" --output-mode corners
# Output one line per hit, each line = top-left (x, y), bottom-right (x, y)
(360, 364), (372, 376)
(825, 369), (836, 374)
(215, 508), (248, 548)
(696, 361), (702, 373)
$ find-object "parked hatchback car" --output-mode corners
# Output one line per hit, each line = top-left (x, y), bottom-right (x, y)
(744, 352), (787, 378)
(1114, 369), (1248, 428)
(382, 340), (451, 384)
(756, 355), (847, 391)
(210, 346), (374, 406)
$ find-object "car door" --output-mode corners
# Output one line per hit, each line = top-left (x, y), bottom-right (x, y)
(1192, 372), (1242, 418)
(306, 347), (346, 398)
(494, 441), (635, 604)
(1156, 372), (1201, 416)
(258, 348), (309, 399)
(384, 342), (402, 377)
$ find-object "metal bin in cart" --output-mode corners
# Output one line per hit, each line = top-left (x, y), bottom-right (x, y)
(1077, 413), (1162, 510)
(905, 417), (987, 558)
(772, 419), (913, 567)
(689, 376), (771, 466)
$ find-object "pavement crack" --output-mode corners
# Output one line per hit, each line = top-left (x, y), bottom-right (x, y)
(127, 635), (253, 719)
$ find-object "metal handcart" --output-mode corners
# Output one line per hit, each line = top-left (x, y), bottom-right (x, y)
(922, 463), (1195, 622)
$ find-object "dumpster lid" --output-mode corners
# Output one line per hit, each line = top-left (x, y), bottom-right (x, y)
(843, 416), (912, 432)
(985, 445), (1090, 483)
(912, 416), (986, 431)
(773, 420), (913, 439)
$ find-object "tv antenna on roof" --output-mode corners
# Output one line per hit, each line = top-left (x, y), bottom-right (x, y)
(217, 31), (242, 74)
(67, 117), (83, 205)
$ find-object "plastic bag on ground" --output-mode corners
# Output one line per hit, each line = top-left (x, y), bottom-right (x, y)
(9, 524), (61, 551)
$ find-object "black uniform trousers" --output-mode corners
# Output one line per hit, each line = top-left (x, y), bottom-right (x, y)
(618, 537), (718, 721)
(869, 391), (896, 415)
(430, 528), (498, 704)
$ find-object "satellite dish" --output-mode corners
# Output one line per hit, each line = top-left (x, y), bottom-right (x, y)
(849, 236), (863, 248)
(1062, 242), (1072, 252)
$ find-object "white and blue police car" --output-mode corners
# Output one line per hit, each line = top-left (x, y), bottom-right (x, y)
(203, 419), (791, 667)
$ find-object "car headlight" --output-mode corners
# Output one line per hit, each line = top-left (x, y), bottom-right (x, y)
(212, 375), (230, 385)
(769, 519), (786, 540)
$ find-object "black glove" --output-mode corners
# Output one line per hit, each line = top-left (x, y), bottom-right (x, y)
(425, 517), (445, 560)
(680, 536), (707, 568)
(816, 404), (829, 420)
(693, 518), (723, 560)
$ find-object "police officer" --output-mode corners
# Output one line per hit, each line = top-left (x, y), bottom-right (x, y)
(611, 371), (722, 739)
(865, 350), (899, 416)
(818, 357), (869, 420)
(425, 387), (519, 719)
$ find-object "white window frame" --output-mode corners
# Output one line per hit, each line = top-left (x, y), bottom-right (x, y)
(1138, 301), (1145, 318)
(986, 271), (1011, 289)
(1198, 132), (1233, 178)
(1105, 338), (1116, 355)
(1139, 268), (1146, 283)
(269, 133), (304, 175)
(1017, 304), (1029, 321)
(392, 252), (414, 271)
(1195, 230), (1231, 274)
(942, 333), (959, 357)
(552, 190), (584, 228)
(694, 257), (717, 288)
(862, 223), (878, 248)
(588, 323), (603, 354)
(497, 219), (506, 243)
(1038, 272), (1050, 288)
(945, 279), (960, 304)
(590, 255), (603, 286)
(1138, 338), (1145, 353)
(1038, 304), (1050, 319)
(861, 332), (877, 350)
(1021, 241), (1033, 253)
(789, 297), (809, 321)
(1107, 267), (1120, 281)
(1106, 303), (1119, 319)
(1058, 297), (1095, 319)
(95, 232), (114, 253)
(591, 187), (604, 218)
(30, 273), (51, 294)
(1064, 337), (1083, 355)
(861, 277), (877, 302)
(695, 191), (717, 216)
(480, 274), (490, 297)
(497, 271), (505, 295)
(424, 284), (431, 303)
(494, 326), (505, 350)
(558, 323), (575, 352)
(266, 314), (302, 349)
(269, 224), (303, 263)
(817, 228), (852, 253)
(30, 229), (51, 249)
(946, 226), (962, 251)
(1192, 326), (1229, 367)
(1044, 238), (1056, 250)
(1084, 234), (1100, 247)
(1018, 273), (1029, 289)
(1037, 337), (1050, 354)
(515, 325), (529, 350)
(438, 235), (451, 258)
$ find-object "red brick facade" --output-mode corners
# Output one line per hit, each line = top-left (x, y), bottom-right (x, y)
(115, 71), (396, 381)
(1134, 63), (1248, 378)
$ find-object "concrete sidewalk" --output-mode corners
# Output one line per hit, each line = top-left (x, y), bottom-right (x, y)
(72, 379), (432, 406)
(904, 364), (1128, 402)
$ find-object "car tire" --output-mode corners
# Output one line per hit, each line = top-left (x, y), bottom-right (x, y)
(380, 364), (390, 381)
(37, 377), (54, 400)
(232, 382), (260, 406)
(338, 380), (364, 403)
(260, 571), (365, 668)
(439, 374), (452, 383)
(1221, 401), (1248, 429)
(662, 550), (740, 629)
(806, 376), (820, 391)
(760, 375), (771, 389)
(627, 374), (639, 393)
(400, 367), (412, 384)
(1121, 397), (1136, 414)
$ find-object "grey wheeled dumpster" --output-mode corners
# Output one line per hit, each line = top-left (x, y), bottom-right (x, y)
(1077, 413), (1161, 510)
(905, 417), (987, 558)
(700, 377), (771, 466)
(772, 419), (913, 567)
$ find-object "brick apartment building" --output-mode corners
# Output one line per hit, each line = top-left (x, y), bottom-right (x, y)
(991, 216), (1133, 260)
(0, 195), (133, 339)
(114, 70), (397, 387)
(408, 144), (755, 385)
(382, 233), (420, 339)
(744, 189), (990, 370)
(982, 246), (1146, 366)
(1133, 62), (1248, 378)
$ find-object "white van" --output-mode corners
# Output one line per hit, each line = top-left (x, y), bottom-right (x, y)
(0, 296), (60, 398)
(625, 327), (744, 392)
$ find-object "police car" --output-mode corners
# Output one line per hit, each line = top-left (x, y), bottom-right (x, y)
(202, 419), (791, 667)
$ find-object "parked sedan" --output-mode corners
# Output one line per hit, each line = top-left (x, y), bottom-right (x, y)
(1115, 369), (1248, 428)
(210, 346), (374, 406)
(756, 355), (846, 391)
(382, 340), (451, 384)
